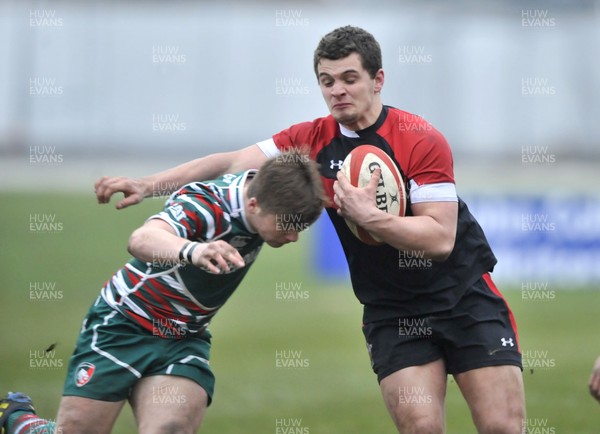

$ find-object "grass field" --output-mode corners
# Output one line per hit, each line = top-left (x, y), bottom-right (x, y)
(1, 192), (599, 433)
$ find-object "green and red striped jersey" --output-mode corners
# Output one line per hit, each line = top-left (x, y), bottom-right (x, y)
(101, 170), (263, 338)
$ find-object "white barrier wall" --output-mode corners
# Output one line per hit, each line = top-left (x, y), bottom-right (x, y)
(0, 1), (599, 159)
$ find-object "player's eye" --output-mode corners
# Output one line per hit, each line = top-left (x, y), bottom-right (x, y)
(344, 75), (358, 84)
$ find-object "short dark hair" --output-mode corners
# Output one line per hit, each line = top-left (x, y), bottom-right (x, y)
(313, 26), (382, 79)
(248, 149), (325, 227)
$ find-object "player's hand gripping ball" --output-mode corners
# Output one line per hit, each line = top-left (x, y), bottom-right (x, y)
(340, 145), (407, 245)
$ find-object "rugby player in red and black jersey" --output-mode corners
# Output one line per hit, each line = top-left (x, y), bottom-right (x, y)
(94, 26), (525, 434)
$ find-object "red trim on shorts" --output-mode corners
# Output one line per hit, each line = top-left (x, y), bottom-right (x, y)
(482, 273), (520, 352)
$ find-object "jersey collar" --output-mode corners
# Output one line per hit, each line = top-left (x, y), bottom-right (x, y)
(231, 170), (258, 234)
(339, 124), (359, 138)
(338, 105), (388, 138)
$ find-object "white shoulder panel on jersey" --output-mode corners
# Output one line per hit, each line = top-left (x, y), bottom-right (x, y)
(409, 180), (458, 203)
(256, 138), (280, 158)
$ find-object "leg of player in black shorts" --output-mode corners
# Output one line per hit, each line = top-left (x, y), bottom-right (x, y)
(379, 363), (524, 434)
(367, 274), (525, 434)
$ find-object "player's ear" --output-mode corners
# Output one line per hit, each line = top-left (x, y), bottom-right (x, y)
(374, 69), (384, 93)
(247, 197), (259, 214)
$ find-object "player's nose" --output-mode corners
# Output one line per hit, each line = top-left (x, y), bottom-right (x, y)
(331, 82), (346, 96)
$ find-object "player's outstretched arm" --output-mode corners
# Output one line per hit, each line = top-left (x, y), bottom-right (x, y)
(95, 144), (269, 209)
(127, 219), (245, 274)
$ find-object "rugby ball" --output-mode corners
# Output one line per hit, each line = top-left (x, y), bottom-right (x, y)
(340, 145), (406, 245)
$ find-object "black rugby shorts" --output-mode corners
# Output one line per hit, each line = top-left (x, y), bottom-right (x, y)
(362, 273), (522, 382)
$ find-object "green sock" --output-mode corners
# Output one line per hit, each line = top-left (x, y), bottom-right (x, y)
(7, 410), (32, 431)
(7, 411), (56, 434)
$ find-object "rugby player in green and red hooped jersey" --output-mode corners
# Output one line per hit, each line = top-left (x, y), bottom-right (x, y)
(92, 26), (526, 434)
(0, 151), (324, 434)
(102, 170), (267, 339)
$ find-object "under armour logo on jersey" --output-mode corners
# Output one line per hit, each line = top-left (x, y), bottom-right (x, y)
(501, 337), (514, 347)
(330, 160), (343, 170)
